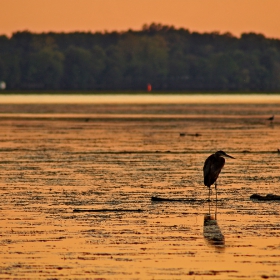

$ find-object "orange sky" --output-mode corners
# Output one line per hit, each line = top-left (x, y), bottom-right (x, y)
(1, 0), (280, 38)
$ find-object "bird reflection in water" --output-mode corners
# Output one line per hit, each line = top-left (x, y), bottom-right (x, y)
(203, 200), (225, 249)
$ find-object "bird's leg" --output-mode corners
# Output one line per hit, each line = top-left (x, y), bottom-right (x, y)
(208, 187), (211, 201)
(215, 182), (218, 201)
(215, 194), (217, 220)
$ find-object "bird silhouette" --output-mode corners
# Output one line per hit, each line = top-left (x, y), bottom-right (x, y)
(203, 151), (235, 200)
(267, 115), (274, 124)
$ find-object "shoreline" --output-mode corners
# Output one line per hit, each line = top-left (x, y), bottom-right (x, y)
(0, 93), (280, 104)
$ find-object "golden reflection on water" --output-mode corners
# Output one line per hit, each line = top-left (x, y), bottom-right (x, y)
(0, 96), (280, 279)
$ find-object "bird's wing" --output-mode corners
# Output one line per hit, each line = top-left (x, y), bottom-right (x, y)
(203, 155), (225, 187)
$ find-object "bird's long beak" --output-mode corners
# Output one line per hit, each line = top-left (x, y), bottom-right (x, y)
(225, 153), (235, 159)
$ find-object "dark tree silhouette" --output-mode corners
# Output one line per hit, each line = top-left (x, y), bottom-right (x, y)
(0, 24), (280, 91)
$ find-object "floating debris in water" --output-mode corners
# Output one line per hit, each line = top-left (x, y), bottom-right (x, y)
(151, 196), (198, 203)
(250, 193), (280, 201)
(73, 208), (144, 213)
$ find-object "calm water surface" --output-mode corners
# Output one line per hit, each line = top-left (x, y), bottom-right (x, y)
(0, 94), (280, 279)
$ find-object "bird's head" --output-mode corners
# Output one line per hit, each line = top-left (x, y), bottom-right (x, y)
(215, 150), (235, 159)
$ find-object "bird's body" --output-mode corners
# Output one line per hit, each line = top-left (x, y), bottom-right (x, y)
(203, 150), (234, 200)
(203, 154), (225, 188)
(267, 115), (274, 123)
(268, 115), (274, 121)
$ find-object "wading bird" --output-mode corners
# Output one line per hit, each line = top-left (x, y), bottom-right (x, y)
(203, 151), (235, 200)
(267, 115), (274, 124)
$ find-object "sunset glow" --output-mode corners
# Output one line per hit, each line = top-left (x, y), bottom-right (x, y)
(1, 0), (280, 38)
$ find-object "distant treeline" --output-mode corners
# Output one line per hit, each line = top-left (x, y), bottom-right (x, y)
(0, 23), (280, 92)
